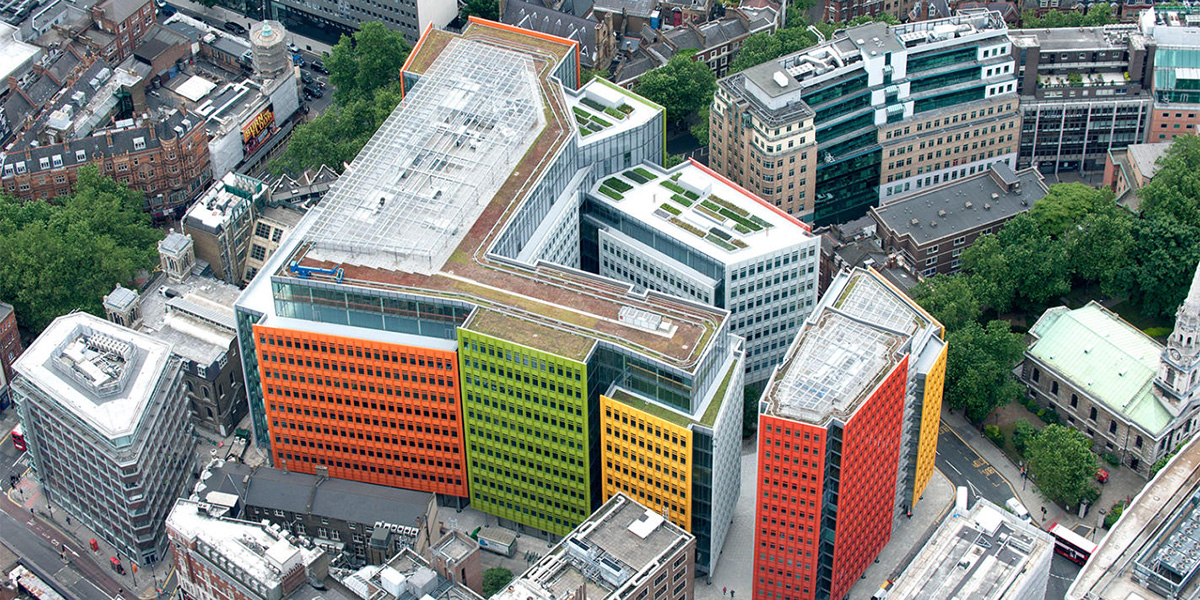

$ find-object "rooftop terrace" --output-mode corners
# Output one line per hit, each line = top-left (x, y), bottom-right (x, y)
(566, 78), (660, 140)
(273, 22), (726, 369)
(590, 162), (810, 260)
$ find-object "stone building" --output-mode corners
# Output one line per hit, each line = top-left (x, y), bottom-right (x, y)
(1020, 265), (1200, 476)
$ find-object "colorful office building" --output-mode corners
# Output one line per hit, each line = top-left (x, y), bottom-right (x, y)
(235, 19), (745, 574)
(752, 268), (945, 600)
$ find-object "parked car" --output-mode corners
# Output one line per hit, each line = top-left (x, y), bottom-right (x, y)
(158, 3), (176, 16)
(287, 42), (299, 53)
(304, 84), (323, 98)
(310, 60), (328, 74)
(292, 54), (306, 67)
(224, 21), (246, 35)
(1097, 468), (1109, 484)
(300, 71), (313, 85)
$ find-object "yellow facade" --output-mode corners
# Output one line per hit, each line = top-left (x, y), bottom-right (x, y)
(600, 394), (692, 530)
(912, 342), (948, 506)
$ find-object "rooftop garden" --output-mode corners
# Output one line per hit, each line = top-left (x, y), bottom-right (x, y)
(572, 96), (635, 137)
(647, 180), (772, 253)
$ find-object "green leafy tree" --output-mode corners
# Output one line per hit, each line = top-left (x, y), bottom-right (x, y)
(1119, 214), (1200, 319)
(270, 84), (404, 174)
(663, 153), (686, 168)
(1067, 211), (1134, 296)
(909, 274), (980, 332)
(634, 50), (716, 125)
(945, 320), (1026, 423)
(1139, 135), (1200, 227)
(327, 22), (411, 105)
(1027, 424), (1099, 507)
(482, 568), (513, 597)
(1022, 4), (1116, 28)
(728, 32), (783, 73)
(461, 0), (499, 22)
(690, 104), (710, 146)
(962, 214), (1071, 313)
(1011, 418), (1037, 455)
(1030, 182), (1119, 237)
(0, 166), (161, 332)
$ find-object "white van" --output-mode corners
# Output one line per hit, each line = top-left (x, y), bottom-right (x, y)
(1006, 497), (1031, 521)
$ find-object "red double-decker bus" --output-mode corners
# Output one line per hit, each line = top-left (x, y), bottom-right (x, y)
(11, 424), (25, 452)
(1048, 522), (1097, 565)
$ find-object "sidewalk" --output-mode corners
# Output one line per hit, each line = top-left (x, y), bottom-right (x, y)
(941, 406), (1146, 541)
(7, 475), (174, 600)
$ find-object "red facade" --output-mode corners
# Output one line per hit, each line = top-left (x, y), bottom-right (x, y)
(752, 357), (908, 600)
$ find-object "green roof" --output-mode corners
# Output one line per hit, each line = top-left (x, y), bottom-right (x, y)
(1028, 302), (1172, 434)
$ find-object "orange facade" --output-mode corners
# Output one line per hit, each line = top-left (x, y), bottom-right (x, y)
(253, 325), (468, 497)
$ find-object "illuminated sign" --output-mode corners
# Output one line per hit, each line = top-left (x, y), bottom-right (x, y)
(242, 103), (276, 155)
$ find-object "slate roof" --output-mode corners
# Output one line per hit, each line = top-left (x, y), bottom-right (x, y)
(201, 461), (435, 527)
(502, 0), (601, 66)
(1028, 302), (1172, 435)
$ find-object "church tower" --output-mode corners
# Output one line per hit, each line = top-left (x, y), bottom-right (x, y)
(1158, 261), (1200, 402)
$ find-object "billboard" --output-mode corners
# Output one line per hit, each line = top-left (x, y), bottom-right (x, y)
(242, 103), (276, 155)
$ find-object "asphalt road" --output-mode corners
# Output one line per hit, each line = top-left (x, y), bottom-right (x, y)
(935, 419), (1082, 600)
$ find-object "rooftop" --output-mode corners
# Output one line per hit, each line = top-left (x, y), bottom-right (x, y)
(1027, 301), (1171, 434)
(870, 164), (1049, 246)
(166, 498), (326, 590)
(193, 459), (435, 528)
(252, 22), (726, 370)
(591, 0), (656, 16)
(1068, 434), (1200, 600)
(502, 0), (601, 66)
(492, 494), (693, 600)
(184, 172), (268, 232)
(1128, 140), (1173, 180)
(13, 312), (174, 441)
(0, 22), (40, 83)
(342, 547), (481, 600)
(764, 268), (932, 424)
(888, 499), (1054, 600)
(567, 77), (661, 141)
(1009, 24), (1141, 51)
(589, 161), (811, 260)
(133, 271), (242, 365)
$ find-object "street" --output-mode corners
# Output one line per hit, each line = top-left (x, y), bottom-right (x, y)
(935, 419), (1082, 600)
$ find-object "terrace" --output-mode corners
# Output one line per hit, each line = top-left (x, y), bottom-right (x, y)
(591, 162), (805, 261)
(564, 78), (660, 140)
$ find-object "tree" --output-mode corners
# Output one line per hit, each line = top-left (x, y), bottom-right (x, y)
(1021, 4), (1116, 28)
(962, 213), (1071, 313)
(1119, 214), (1200, 319)
(326, 22), (411, 105)
(909, 274), (980, 332)
(728, 32), (783, 73)
(1067, 211), (1134, 296)
(663, 153), (686, 168)
(690, 104), (710, 146)
(1139, 135), (1200, 227)
(0, 166), (161, 333)
(1029, 182), (1118, 238)
(1026, 424), (1099, 507)
(270, 84), (404, 174)
(461, 0), (499, 22)
(482, 568), (513, 597)
(634, 50), (716, 126)
(945, 320), (1026, 423)
(1011, 418), (1037, 455)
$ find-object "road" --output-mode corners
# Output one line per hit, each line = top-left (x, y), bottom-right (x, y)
(935, 419), (1082, 600)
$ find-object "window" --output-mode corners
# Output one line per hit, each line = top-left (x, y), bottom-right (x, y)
(1109, 420), (1118, 434)
(1089, 406), (1098, 421)
(251, 244), (267, 261)
(1070, 394), (1078, 408)
(1032, 368), (1040, 382)
(1051, 381), (1059, 395)
(926, 245), (939, 255)
(255, 222), (272, 238)
(953, 236), (966, 246)
(1135, 435), (1143, 448)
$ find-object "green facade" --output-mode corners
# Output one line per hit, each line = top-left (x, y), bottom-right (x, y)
(458, 328), (592, 536)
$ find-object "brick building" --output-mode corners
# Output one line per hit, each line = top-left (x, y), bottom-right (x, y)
(89, 0), (156, 62)
(869, 163), (1049, 278)
(0, 301), (22, 383)
(0, 113), (211, 218)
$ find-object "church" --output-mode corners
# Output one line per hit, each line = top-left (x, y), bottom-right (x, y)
(1018, 264), (1200, 478)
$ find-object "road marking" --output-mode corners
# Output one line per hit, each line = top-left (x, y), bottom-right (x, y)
(945, 462), (962, 475)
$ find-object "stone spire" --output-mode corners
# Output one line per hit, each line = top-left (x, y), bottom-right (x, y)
(1158, 260), (1200, 401)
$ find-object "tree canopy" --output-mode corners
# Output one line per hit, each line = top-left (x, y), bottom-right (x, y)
(0, 166), (162, 332)
(461, 0), (499, 22)
(634, 50), (716, 126)
(1139, 135), (1200, 228)
(270, 23), (410, 175)
(1029, 182), (1119, 238)
(962, 213), (1072, 314)
(482, 569), (513, 598)
(1026, 424), (1099, 507)
(1020, 4), (1116, 28)
(909, 274), (980, 332)
(945, 320), (1027, 423)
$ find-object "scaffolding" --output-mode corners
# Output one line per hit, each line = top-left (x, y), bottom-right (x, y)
(304, 38), (546, 275)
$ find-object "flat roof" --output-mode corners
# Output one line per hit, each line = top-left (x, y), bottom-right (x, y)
(871, 164), (1048, 246)
(1009, 25), (1139, 50)
(764, 268), (931, 424)
(135, 272), (242, 365)
(0, 22), (40, 83)
(262, 23), (726, 369)
(13, 313), (174, 441)
(589, 162), (812, 262)
(493, 494), (692, 600)
(167, 498), (325, 589)
(888, 499), (1054, 600)
(568, 78), (661, 141)
(1068, 434), (1200, 600)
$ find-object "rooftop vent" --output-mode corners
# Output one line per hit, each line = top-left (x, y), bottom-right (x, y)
(964, 201), (973, 209)
(910, 218), (919, 226)
(773, 71), (789, 87)
(991, 193), (1000, 200)
(938, 209), (946, 217)
(984, 203), (991, 210)
(930, 220), (938, 228)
